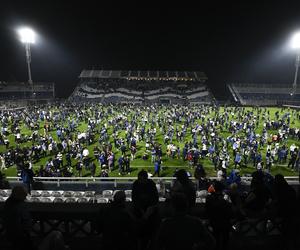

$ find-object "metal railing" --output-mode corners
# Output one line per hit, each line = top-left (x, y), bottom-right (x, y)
(6, 176), (299, 188)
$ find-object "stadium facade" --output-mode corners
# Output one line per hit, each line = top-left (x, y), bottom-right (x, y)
(70, 69), (215, 104)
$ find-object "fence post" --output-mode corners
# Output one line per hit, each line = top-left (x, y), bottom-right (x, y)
(114, 179), (117, 188)
(57, 179), (60, 187)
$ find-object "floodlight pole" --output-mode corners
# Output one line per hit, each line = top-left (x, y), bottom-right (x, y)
(292, 50), (300, 95)
(25, 42), (33, 85)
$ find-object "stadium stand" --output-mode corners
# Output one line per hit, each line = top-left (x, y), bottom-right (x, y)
(228, 82), (300, 106)
(0, 81), (55, 103)
(71, 70), (214, 104)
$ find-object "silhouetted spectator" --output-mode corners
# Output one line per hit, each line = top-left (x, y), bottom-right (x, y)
(154, 193), (215, 250)
(194, 163), (211, 190)
(271, 174), (298, 249)
(89, 161), (96, 177)
(99, 191), (137, 250)
(3, 185), (33, 250)
(243, 172), (271, 217)
(271, 174), (297, 217)
(4, 186), (68, 250)
(0, 171), (10, 189)
(205, 181), (232, 250)
(132, 170), (159, 214)
(171, 169), (196, 208)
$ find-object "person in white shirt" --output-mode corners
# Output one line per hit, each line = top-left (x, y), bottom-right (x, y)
(83, 148), (89, 157)
(0, 154), (6, 170)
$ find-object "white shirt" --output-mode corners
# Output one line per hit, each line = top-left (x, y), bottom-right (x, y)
(83, 149), (89, 157)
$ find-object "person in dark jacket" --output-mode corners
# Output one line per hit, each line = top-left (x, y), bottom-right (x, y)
(205, 181), (233, 250)
(4, 187), (68, 250)
(0, 171), (10, 189)
(154, 193), (215, 250)
(171, 169), (196, 208)
(132, 170), (159, 213)
(194, 163), (211, 190)
(98, 191), (137, 250)
(271, 174), (298, 249)
(243, 171), (271, 217)
(3, 185), (33, 250)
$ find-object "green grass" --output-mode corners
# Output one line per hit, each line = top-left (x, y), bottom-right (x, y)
(1, 106), (299, 178)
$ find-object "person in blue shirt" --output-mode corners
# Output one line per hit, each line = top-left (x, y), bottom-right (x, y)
(154, 158), (161, 177)
(151, 148), (156, 163)
(56, 128), (62, 140)
(21, 164), (34, 194)
(118, 156), (124, 175)
(234, 152), (242, 168)
(227, 169), (241, 187)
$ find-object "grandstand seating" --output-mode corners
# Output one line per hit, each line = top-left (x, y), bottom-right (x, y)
(71, 70), (214, 104)
(0, 188), (214, 204)
(0, 82), (55, 101)
(149, 71), (158, 77)
(160, 71), (168, 78)
(228, 83), (300, 105)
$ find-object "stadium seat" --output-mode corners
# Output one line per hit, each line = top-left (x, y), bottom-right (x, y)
(102, 190), (113, 198)
(63, 191), (74, 197)
(40, 197), (52, 203)
(0, 189), (10, 197)
(77, 197), (90, 203)
(159, 197), (166, 202)
(52, 191), (63, 197)
(41, 191), (52, 197)
(53, 197), (64, 203)
(28, 197), (40, 203)
(74, 191), (84, 197)
(84, 191), (95, 197)
(30, 190), (41, 197)
(196, 190), (208, 198)
(124, 190), (132, 197)
(196, 198), (203, 203)
(65, 197), (77, 203)
(125, 197), (132, 202)
(97, 198), (109, 203)
(0, 196), (8, 202)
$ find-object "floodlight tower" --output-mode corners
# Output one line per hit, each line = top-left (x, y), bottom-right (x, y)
(18, 27), (35, 85)
(291, 32), (300, 95)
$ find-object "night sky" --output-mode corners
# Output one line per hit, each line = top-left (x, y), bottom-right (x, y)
(1, 1), (300, 99)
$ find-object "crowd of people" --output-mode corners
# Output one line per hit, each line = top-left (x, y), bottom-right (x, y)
(2, 167), (299, 250)
(0, 103), (299, 180)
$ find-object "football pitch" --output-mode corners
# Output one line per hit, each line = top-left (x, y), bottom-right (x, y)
(1, 106), (299, 178)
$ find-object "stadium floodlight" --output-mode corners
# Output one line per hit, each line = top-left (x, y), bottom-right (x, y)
(17, 27), (36, 85)
(291, 32), (300, 95)
(18, 27), (35, 44)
